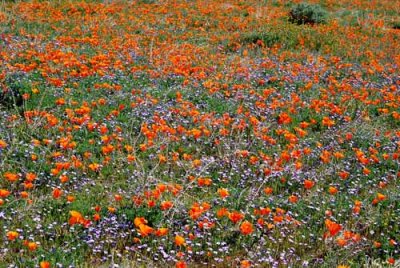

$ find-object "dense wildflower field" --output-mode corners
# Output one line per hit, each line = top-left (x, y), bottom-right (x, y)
(0, 0), (399, 267)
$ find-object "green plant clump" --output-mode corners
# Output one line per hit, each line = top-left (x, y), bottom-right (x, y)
(392, 21), (400, 29)
(289, 2), (329, 25)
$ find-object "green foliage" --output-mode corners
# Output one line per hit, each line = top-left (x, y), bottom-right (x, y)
(0, 72), (25, 108)
(240, 31), (291, 48)
(239, 24), (300, 50)
(289, 2), (329, 25)
(392, 21), (400, 29)
(239, 22), (338, 52)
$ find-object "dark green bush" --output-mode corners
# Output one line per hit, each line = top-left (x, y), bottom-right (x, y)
(0, 73), (24, 108)
(0, 88), (23, 110)
(392, 21), (400, 29)
(289, 3), (328, 25)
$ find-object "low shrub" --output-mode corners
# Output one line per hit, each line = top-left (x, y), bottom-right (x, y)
(0, 73), (24, 108)
(392, 21), (400, 29)
(289, 3), (328, 25)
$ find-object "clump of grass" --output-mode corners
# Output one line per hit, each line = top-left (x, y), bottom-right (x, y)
(240, 31), (286, 48)
(238, 23), (300, 50)
(238, 21), (338, 52)
(289, 2), (329, 25)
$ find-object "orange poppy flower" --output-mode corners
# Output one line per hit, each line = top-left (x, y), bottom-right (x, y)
(69, 210), (84, 225)
(337, 237), (348, 247)
(52, 188), (62, 199)
(134, 217), (147, 227)
(20, 191), (29, 199)
(147, 200), (156, 208)
(325, 219), (342, 237)
(40, 261), (51, 268)
(322, 116), (335, 128)
(0, 140), (7, 149)
(0, 189), (10, 198)
(304, 179), (315, 189)
(60, 175), (69, 183)
(24, 181), (33, 189)
(4, 172), (19, 182)
(241, 260), (252, 268)
(217, 188), (230, 198)
(114, 194), (123, 202)
(27, 242), (38, 251)
(7, 231), (19, 241)
(197, 177), (212, 186)
(373, 241), (382, 248)
(26, 173), (37, 182)
(377, 193), (386, 201)
(339, 171), (349, 180)
(160, 201), (174, 210)
(155, 228), (168, 237)
(263, 187), (273, 195)
(88, 163), (100, 172)
(273, 215), (283, 223)
(176, 261), (187, 268)
(93, 213), (101, 221)
(288, 195), (298, 203)
(138, 223), (154, 237)
(277, 112), (292, 125)
(228, 211), (244, 224)
(175, 235), (185, 246)
(320, 150), (331, 164)
(328, 186), (338, 195)
(240, 221), (254, 235)
(192, 159), (202, 167)
(217, 207), (229, 218)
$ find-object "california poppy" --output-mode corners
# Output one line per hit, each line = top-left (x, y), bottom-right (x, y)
(217, 188), (229, 198)
(325, 219), (342, 237)
(160, 201), (174, 210)
(40, 261), (51, 268)
(0, 189), (10, 198)
(7, 231), (18, 241)
(155, 228), (168, 237)
(69, 210), (84, 226)
(175, 235), (185, 246)
(138, 223), (153, 237)
(52, 188), (62, 199)
(304, 179), (315, 189)
(176, 261), (187, 268)
(4, 172), (19, 182)
(228, 211), (244, 224)
(240, 221), (254, 235)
